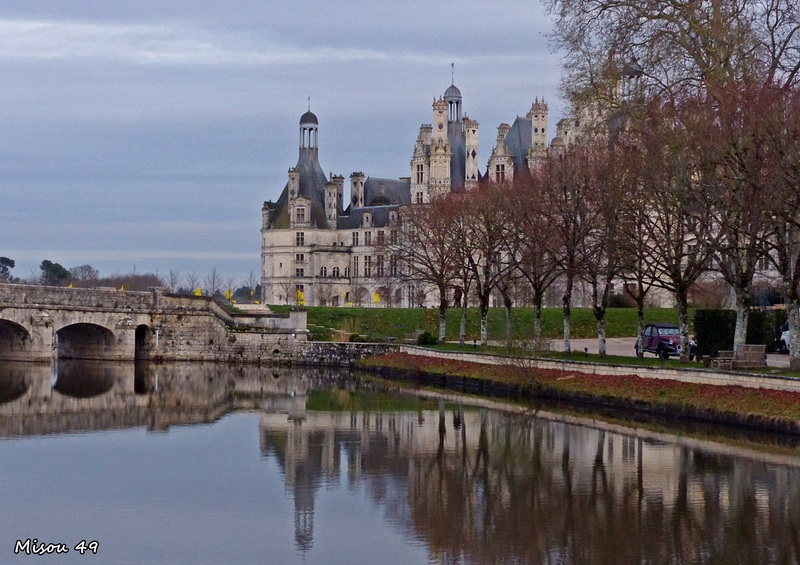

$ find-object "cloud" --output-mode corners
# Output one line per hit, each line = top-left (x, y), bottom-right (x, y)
(0, 18), (529, 68)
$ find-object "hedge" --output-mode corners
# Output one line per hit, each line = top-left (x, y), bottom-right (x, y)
(694, 308), (785, 357)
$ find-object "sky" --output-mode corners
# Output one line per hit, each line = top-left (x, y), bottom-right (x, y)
(0, 0), (563, 285)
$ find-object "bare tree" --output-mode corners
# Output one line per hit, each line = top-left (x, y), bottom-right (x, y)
(69, 264), (99, 284)
(512, 174), (562, 341)
(387, 197), (459, 341)
(167, 270), (181, 293)
(637, 97), (720, 360)
(185, 271), (201, 295)
(537, 150), (595, 354)
(203, 268), (223, 297)
(452, 184), (515, 346)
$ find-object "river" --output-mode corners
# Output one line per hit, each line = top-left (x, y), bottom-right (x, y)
(0, 360), (798, 564)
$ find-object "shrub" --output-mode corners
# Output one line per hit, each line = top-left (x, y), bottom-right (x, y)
(349, 333), (366, 343)
(695, 308), (785, 356)
(417, 331), (438, 345)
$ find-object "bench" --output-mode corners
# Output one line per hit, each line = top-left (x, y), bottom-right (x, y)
(711, 344), (766, 370)
(732, 344), (767, 369)
(711, 350), (734, 370)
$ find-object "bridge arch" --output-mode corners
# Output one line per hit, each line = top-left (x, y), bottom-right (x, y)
(0, 319), (33, 361)
(135, 324), (154, 360)
(56, 323), (115, 361)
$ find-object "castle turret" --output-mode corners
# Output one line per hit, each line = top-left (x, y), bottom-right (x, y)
(464, 116), (479, 190)
(487, 123), (514, 184)
(429, 97), (452, 200)
(527, 98), (549, 163)
(262, 200), (271, 230)
(350, 172), (365, 208)
(325, 178), (338, 228)
(332, 174), (344, 213)
(288, 167), (300, 199)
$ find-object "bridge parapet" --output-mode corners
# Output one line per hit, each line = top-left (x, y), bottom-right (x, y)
(0, 283), (308, 362)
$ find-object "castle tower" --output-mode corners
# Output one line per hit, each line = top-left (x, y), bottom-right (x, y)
(332, 174), (344, 214)
(487, 123), (514, 184)
(288, 167), (300, 199)
(464, 116), (479, 190)
(527, 98), (549, 163)
(410, 126), (432, 204)
(429, 97), (452, 199)
(325, 177), (338, 228)
(350, 172), (365, 208)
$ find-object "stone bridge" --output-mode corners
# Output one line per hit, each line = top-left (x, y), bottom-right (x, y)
(0, 283), (307, 362)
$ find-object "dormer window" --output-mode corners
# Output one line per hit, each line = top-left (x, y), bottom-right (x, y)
(363, 212), (372, 227)
(296, 207), (305, 223)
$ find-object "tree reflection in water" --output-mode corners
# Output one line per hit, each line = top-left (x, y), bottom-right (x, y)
(260, 395), (800, 565)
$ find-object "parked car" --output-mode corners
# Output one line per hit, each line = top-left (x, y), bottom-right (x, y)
(635, 324), (695, 360)
(778, 322), (789, 354)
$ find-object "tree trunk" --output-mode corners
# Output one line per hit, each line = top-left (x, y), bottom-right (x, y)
(636, 294), (645, 359)
(459, 301), (467, 345)
(732, 287), (751, 350)
(503, 292), (513, 348)
(480, 295), (490, 346)
(787, 294), (800, 371)
(533, 294), (543, 341)
(562, 276), (573, 354)
(438, 294), (448, 343)
(676, 288), (691, 361)
(597, 316), (607, 357)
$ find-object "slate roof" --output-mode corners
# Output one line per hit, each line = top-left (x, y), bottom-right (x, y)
(363, 177), (411, 207)
(503, 117), (533, 172)
(337, 203), (402, 230)
(448, 122), (466, 189)
(267, 146), (329, 229)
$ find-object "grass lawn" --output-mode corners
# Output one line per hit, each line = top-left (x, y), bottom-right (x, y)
(269, 304), (689, 341)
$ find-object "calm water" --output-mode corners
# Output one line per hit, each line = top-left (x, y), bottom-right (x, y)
(0, 360), (799, 565)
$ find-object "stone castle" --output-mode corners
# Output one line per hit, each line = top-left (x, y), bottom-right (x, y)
(260, 83), (578, 307)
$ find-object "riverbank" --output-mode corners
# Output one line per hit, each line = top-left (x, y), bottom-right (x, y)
(356, 352), (800, 435)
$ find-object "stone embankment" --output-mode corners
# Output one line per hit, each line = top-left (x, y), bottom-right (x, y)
(289, 342), (800, 435)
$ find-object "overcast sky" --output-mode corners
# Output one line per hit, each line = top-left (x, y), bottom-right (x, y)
(1, 0), (563, 284)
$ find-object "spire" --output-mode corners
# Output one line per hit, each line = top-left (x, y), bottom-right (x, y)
(451, 62), (454, 85)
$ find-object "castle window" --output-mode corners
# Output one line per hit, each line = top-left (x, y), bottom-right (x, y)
(389, 211), (397, 224)
(363, 213), (372, 227)
(364, 231), (372, 246)
(376, 255), (384, 277)
(295, 232), (305, 246)
(344, 266), (350, 278)
(416, 192), (423, 204)
(390, 229), (398, 245)
(496, 164), (506, 183)
(390, 256), (398, 276)
(295, 253), (304, 263)
(296, 207), (305, 223)
(377, 231), (384, 245)
(365, 256), (372, 278)
(320, 266), (327, 277)
(416, 164), (424, 184)
(352, 232), (359, 246)
(333, 266), (340, 277)
(295, 268), (304, 278)
(353, 257), (359, 278)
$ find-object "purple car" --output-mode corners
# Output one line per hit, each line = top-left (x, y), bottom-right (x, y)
(635, 324), (694, 360)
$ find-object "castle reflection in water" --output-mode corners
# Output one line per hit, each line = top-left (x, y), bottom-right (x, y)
(1, 360), (799, 563)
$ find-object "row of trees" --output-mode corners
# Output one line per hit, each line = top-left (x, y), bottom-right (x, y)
(543, 0), (800, 365)
(386, 80), (800, 361)
(382, 0), (800, 361)
(0, 258), (261, 301)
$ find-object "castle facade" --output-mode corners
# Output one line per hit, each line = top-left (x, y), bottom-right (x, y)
(260, 83), (566, 307)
